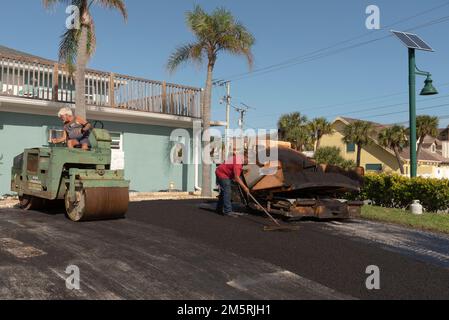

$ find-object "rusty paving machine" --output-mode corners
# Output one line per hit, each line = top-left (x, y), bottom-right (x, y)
(11, 129), (129, 222)
(235, 146), (364, 220)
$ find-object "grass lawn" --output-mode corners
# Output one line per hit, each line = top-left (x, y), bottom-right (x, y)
(361, 206), (449, 235)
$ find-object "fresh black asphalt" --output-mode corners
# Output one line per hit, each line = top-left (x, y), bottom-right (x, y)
(1, 199), (449, 299)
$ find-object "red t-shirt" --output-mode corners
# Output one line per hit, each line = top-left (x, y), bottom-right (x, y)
(216, 155), (243, 180)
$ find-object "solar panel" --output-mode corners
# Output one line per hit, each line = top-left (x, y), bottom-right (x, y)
(406, 34), (433, 51)
(391, 30), (434, 52)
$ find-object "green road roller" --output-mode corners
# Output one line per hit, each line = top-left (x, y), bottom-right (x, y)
(10, 129), (130, 222)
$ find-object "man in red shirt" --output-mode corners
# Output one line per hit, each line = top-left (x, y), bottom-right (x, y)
(215, 149), (250, 216)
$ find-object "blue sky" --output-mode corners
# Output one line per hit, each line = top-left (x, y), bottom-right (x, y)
(1, 0), (449, 129)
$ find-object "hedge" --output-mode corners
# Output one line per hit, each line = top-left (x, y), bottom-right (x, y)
(351, 173), (449, 212)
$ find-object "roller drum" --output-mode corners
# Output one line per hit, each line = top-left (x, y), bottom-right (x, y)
(65, 187), (129, 222)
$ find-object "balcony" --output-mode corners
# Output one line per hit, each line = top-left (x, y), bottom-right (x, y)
(0, 52), (202, 119)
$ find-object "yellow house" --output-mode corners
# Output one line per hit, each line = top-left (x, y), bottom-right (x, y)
(320, 117), (449, 178)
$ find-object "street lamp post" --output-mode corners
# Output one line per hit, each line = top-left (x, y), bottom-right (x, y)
(408, 48), (417, 178)
(392, 31), (438, 178)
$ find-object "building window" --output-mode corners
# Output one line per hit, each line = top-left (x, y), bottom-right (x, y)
(110, 132), (123, 151)
(110, 132), (125, 170)
(366, 164), (383, 172)
(346, 143), (356, 153)
(431, 144), (436, 153)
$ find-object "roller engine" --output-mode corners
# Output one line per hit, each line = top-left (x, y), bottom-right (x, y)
(11, 129), (130, 222)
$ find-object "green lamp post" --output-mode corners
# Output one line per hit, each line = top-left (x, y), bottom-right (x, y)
(392, 31), (438, 178)
(408, 50), (438, 178)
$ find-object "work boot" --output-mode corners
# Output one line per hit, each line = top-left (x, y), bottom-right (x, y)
(224, 212), (246, 218)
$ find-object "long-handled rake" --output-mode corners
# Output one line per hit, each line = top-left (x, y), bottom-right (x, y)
(246, 193), (300, 232)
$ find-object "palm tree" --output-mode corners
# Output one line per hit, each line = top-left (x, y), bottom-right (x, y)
(342, 120), (374, 167)
(167, 6), (255, 197)
(43, 0), (127, 119)
(416, 115), (439, 159)
(308, 117), (333, 151)
(378, 125), (409, 174)
(278, 112), (310, 151)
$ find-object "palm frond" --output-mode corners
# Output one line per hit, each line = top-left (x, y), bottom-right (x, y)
(95, 0), (128, 21)
(416, 115), (439, 138)
(42, 0), (68, 9)
(59, 28), (80, 72)
(215, 19), (255, 69)
(342, 121), (374, 146)
(186, 5), (209, 36)
(86, 18), (96, 56)
(170, 5), (255, 75)
(167, 43), (204, 73)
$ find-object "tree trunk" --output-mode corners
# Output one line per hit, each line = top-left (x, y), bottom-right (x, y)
(417, 136), (424, 161)
(201, 63), (214, 197)
(393, 146), (405, 175)
(75, 25), (88, 119)
(315, 135), (322, 151)
(356, 144), (362, 167)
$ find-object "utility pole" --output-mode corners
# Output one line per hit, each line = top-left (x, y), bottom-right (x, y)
(225, 81), (231, 132)
(234, 103), (255, 138)
(225, 81), (231, 159)
(212, 79), (232, 159)
(237, 108), (246, 134)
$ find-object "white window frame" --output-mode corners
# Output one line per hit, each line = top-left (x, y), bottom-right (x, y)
(110, 132), (123, 151)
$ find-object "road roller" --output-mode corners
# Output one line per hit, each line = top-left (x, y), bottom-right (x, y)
(10, 129), (129, 222)
(233, 146), (364, 220)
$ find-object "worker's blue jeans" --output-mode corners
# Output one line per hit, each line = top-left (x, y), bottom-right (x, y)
(216, 177), (232, 214)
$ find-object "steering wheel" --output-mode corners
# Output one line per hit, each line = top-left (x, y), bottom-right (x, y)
(93, 121), (105, 129)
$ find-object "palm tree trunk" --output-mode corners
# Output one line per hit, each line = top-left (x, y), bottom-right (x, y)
(201, 63), (214, 197)
(356, 144), (362, 167)
(315, 136), (321, 150)
(417, 137), (424, 161)
(75, 25), (88, 119)
(393, 146), (405, 175)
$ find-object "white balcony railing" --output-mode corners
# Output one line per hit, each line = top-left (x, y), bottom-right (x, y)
(0, 53), (202, 118)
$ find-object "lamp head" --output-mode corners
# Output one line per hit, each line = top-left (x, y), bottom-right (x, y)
(420, 75), (438, 96)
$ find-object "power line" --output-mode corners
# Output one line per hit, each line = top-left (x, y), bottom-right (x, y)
(214, 6), (449, 130)
(227, 35), (391, 82)
(361, 102), (449, 120)
(226, 14), (449, 83)
(327, 92), (449, 119)
(249, 99), (449, 129)
(248, 82), (449, 121)
(216, 2), (449, 83)
(230, 15), (449, 122)
(250, 91), (407, 120)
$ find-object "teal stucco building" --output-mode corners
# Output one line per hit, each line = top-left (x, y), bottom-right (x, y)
(0, 45), (217, 195)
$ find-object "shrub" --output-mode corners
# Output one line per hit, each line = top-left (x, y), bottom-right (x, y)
(355, 173), (449, 212)
(314, 147), (356, 169)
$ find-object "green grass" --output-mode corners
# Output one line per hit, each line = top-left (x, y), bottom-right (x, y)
(361, 206), (449, 235)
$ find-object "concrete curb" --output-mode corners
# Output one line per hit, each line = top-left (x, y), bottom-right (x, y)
(0, 193), (217, 209)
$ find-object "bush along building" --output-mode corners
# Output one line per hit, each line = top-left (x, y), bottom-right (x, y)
(0, 45), (216, 195)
